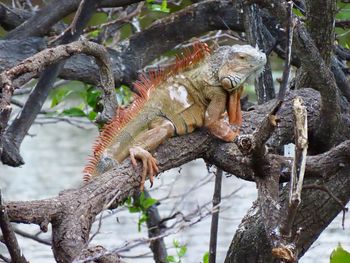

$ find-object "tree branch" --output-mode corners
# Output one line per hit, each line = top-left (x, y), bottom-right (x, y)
(3, 89), (349, 262)
(144, 190), (168, 263)
(0, 40), (116, 166)
(241, 1), (276, 104)
(0, 190), (28, 263)
(209, 168), (223, 263)
(5, 0), (142, 39)
(252, 0), (341, 150)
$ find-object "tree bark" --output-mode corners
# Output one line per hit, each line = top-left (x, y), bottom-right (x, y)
(4, 89), (350, 262)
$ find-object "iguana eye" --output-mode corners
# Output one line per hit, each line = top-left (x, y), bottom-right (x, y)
(238, 54), (246, 59)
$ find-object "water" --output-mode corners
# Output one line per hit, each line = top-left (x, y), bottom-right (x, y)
(0, 123), (349, 262)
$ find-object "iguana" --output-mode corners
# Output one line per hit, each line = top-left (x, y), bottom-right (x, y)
(83, 42), (266, 190)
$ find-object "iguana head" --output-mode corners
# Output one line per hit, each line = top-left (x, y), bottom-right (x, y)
(217, 45), (267, 92)
(206, 44), (266, 125)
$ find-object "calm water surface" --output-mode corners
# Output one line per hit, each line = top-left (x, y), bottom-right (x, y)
(0, 123), (349, 262)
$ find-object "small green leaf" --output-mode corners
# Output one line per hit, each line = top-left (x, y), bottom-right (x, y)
(128, 207), (141, 213)
(88, 12), (108, 26)
(173, 239), (180, 248)
(166, 255), (176, 262)
(88, 29), (100, 38)
(330, 244), (350, 263)
(51, 89), (73, 107)
(292, 8), (303, 17)
(161, 0), (170, 13)
(61, 107), (86, 117)
(86, 88), (101, 108)
(149, 4), (162, 11)
(177, 246), (187, 258)
(137, 214), (148, 232)
(141, 197), (157, 209)
(203, 252), (209, 263)
(88, 111), (97, 121)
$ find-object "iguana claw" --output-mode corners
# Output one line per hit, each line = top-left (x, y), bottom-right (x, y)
(129, 146), (159, 191)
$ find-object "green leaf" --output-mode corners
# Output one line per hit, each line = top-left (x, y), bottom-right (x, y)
(330, 244), (350, 263)
(88, 111), (97, 121)
(161, 0), (170, 13)
(141, 197), (157, 209)
(125, 197), (132, 205)
(61, 107), (86, 117)
(51, 89), (73, 108)
(177, 246), (187, 258)
(86, 88), (101, 108)
(203, 252), (209, 263)
(50, 81), (86, 107)
(149, 4), (162, 12)
(137, 214), (148, 232)
(128, 207), (141, 213)
(88, 12), (108, 26)
(173, 239), (180, 248)
(88, 29), (100, 38)
(292, 8), (303, 17)
(166, 255), (176, 262)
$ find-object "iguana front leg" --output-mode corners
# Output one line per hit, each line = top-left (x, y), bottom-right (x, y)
(129, 119), (175, 190)
(204, 90), (239, 142)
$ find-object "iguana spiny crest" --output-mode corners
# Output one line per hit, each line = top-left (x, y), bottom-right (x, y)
(83, 42), (266, 190)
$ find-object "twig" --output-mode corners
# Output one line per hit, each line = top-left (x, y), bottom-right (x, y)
(335, 19), (350, 29)
(290, 97), (308, 204)
(13, 228), (51, 246)
(278, 0), (294, 100)
(303, 184), (348, 229)
(0, 190), (27, 263)
(83, 2), (144, 34)
(144, 190), (168, 263)
(71, 0), (86, 34)
(0, 254), (11, 263)
(209, 168), (223, 263)
(73, 187), (241, 263)
(276, 96), (308, 262)
(236, 100), (282, 157)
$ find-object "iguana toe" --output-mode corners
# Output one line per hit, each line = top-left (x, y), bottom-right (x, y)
(129, 146), (159, 191)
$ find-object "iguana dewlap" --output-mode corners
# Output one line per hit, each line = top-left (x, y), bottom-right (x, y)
(83, 43), (266, 190)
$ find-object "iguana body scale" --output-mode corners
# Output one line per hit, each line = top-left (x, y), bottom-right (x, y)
(83, 43), (266, 189)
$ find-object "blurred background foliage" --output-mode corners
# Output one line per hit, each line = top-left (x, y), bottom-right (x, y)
(1, 0), (343, 124)
(1, 0), (350, 132)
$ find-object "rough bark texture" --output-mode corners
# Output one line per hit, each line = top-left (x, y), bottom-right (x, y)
(1, 0), (350, 262)
(4, 89), (350, 262)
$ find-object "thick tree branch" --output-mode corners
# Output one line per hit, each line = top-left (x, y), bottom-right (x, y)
(3, 89), (350, 262)
(0, 191), (28, 263)
(1, 0), (99, 167)
(241, 1), (276, 104)
(305, 0), (336, 66)
(0, 0), (244, 86)
(0, 40), (116, 166)
(252, 0), (341, 150)
(5, 0), (142, 39)
(0, 4), (31, 31)
(0, 0), (246, 168)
